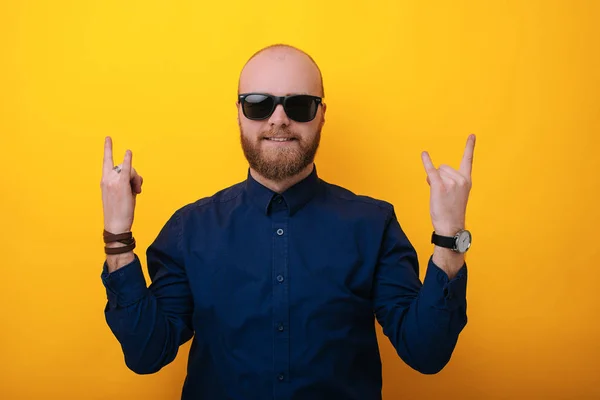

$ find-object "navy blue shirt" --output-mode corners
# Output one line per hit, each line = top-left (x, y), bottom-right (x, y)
(101, 164), (468, 400)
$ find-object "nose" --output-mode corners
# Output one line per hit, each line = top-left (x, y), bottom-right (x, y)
(268, 104), (290, 127)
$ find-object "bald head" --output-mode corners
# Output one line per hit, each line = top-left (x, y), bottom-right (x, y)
(238, 44), (324, 98)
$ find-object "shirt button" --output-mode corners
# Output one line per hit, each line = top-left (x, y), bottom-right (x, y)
(276, 275), (284, 283)
(277, 373), (284, 381)
(277, 323), (284, 332)
(275, 197), (283, 204)
(276, 228), (284, 236)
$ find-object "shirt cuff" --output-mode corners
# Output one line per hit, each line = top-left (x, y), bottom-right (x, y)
(420, 254), (468, 311)
(100, 254), (148, 310)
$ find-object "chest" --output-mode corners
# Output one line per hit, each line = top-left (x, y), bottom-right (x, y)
(182, 215), (381, 321)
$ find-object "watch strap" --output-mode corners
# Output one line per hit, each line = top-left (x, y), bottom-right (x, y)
(431, 231), (456, 249)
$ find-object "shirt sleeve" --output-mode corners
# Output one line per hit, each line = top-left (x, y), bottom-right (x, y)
(372, 208), (468, 374)
(100, 208), (194, 374)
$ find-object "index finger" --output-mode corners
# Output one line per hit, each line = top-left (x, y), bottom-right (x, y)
(459, 134), (476, 177)
(103, 136), (114, 175)
(421, 151), (442, 186)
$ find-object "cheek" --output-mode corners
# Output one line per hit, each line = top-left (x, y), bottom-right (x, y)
(294, 122), (320, 140)
(240, 120), (265, 139)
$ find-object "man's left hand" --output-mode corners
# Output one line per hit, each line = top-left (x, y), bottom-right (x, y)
(421, 134), (476, 236)
(421, 134), (476, 278)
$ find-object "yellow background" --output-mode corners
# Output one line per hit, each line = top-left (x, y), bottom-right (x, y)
(1, 0), (599, 398)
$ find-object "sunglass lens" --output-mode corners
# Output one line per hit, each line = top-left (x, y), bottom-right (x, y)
(242, 94), (274, 120)
(285, 95), (317, 122)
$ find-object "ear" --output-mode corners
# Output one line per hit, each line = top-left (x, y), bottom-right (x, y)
(320, 102), (327, 125)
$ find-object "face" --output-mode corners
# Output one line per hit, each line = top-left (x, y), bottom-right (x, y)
(237, 48), (326, 182)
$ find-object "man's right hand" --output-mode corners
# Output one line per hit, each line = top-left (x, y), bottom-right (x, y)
(101, 136), (143, 272)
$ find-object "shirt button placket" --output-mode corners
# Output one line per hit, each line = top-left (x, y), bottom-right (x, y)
(271, 201), (290, 398)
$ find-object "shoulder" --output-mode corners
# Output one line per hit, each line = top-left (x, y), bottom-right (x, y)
(320, 178), (395, 218)
(173, 180), (246, 221)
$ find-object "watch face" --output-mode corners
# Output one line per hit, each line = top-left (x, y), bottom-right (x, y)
(456, 230), (471, 253)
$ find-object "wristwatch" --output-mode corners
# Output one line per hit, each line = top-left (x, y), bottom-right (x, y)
(431, 229), (472, 253)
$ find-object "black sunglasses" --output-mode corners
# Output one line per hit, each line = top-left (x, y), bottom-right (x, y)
(238, 93), (323, 123)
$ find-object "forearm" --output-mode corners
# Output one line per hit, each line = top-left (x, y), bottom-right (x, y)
(105, 242), (135, 273)
(432, 246), (465, 280)
(374, 212), (469, 374)
(105, 290), (189, 374)
(398, 288), (467, 373)
(376, 256), (468, 374)
(101, 256), (193, 374)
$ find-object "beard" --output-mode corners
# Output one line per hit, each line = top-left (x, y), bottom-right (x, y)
(240, 125), (321, 182)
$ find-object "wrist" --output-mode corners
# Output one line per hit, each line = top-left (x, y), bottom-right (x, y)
(432, 246), (465, 280)
(103, 229), (136, 273)
(104, 226), (132, 235)
(106, 251), (135, 273)
(434, 226), (464, 237)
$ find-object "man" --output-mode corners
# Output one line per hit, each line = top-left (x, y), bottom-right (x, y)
(100, 44), (475, 400)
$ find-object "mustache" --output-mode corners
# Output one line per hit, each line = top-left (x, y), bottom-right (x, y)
(261, 127), (298, 139)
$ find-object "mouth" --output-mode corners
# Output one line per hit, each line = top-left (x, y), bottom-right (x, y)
(263, 137), (297, 142)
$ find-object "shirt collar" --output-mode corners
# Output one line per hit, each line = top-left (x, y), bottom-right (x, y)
(245, 163), (321, 216)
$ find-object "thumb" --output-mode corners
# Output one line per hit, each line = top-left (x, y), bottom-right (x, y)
(131, 168), (143, 194)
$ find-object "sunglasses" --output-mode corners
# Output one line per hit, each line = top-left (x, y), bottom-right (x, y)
(238, 93), (323, 123)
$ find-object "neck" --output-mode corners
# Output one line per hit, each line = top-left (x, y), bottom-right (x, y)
(250, 163), (314, 194)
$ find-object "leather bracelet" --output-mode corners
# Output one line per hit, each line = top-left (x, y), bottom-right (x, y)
(103, 229), (133, 244)
(103, 229), (136, 255)
(105, 238), (136, 255)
